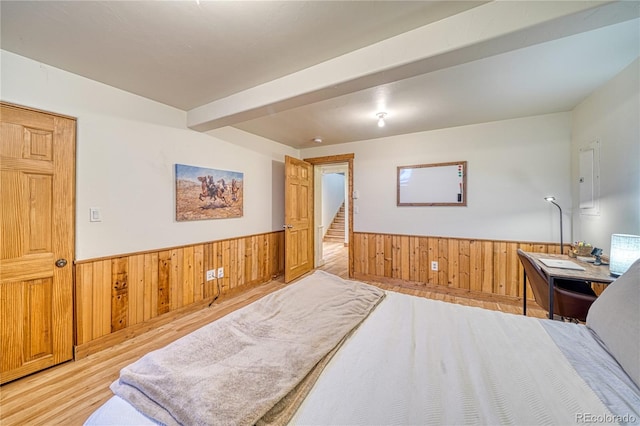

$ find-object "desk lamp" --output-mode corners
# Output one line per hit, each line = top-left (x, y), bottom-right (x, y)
(544, 197), (563, 254)
(609, 234), (640, 276)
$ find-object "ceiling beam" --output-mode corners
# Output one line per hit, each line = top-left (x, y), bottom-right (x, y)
(187, 1), (631, 132)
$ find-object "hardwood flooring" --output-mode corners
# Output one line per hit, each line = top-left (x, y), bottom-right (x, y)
(321, 242), (546, 316)
(0, 242), (545, 425)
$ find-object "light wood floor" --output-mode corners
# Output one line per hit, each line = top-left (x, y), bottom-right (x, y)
(0, 242), (545, 425)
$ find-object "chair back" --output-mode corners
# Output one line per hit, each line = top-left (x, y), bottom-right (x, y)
(517, 249), (597, 321)
(517, 249), (550, 310)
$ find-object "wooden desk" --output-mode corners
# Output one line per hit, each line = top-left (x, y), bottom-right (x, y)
(521, 252), (616, 319)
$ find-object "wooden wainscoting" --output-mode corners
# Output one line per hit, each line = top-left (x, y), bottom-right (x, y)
(74, 231), (284, 358)
(352, 232), (563, 300)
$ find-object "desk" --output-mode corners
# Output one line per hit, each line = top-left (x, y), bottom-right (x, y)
(521, 252), (615, 319)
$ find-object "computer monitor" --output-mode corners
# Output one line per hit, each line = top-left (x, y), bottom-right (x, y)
(609, 234), (640, 277)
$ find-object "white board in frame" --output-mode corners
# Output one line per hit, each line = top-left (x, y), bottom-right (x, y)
(397, 161), (467, 206)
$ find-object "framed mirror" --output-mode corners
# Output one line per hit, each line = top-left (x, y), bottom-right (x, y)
(397, 161), (467, 206)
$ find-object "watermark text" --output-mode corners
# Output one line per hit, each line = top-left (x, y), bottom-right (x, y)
(576, 413), (637, 424)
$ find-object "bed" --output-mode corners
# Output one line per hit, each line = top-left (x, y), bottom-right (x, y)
(86, 260), (640, 426)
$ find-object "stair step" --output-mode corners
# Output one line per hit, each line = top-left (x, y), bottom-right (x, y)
(324, 202), (346, 242)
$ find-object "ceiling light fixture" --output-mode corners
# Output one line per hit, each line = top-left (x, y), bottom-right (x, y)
(376, 112), (387, 128)
(313, 137), (323, 144)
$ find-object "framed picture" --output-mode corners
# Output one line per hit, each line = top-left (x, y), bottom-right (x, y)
(175, 164), (243, 221)
(397, 161), (467, 206)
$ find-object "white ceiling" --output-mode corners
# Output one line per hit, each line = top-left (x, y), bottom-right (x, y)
(2, 1), (639, 149)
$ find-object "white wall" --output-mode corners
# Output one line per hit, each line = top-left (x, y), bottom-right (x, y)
(1, 50), (296, 260)
(8, 46), (634, 257)
(571, 58), (640, 254)
(301, 113), (573, 244)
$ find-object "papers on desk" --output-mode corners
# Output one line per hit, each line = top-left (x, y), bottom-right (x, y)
(539, 258), (586, 271)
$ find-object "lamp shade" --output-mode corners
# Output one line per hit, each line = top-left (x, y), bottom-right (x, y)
(609, 234), (640, 276)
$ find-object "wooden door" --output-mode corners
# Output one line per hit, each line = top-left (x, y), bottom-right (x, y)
(1, 103), (75, 384)
(284, 156), (314, 283)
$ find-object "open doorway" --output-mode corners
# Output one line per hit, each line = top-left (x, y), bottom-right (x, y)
(304, 154), (354, 279)
(314, 163), (349, 274)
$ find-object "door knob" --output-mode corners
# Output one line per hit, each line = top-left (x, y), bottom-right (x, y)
(55, 259), (68, 268)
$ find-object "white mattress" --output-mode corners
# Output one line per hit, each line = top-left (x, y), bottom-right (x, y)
(86, 289), (640, 425)
(291, 292), (621, 425)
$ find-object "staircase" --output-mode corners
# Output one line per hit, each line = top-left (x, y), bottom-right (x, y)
(324, 203), (345, 243)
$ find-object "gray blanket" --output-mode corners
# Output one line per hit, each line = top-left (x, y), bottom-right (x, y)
(110, 270), (385, 426)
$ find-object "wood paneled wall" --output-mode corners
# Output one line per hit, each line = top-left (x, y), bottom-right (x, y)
(73, 230), (561, 356)
(74, 231), (284, 355)
(352, 232), (562, 299)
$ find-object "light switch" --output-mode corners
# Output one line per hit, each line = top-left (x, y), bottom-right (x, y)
(89, 207), (102, 222)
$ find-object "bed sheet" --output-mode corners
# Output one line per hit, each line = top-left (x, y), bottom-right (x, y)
(541, 320), (640, 424)
(290, 291), (627, 425)
(86, 288), (640, 425)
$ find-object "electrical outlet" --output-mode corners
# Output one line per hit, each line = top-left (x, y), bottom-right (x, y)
(431, 261), (438, 271)
(206, 269), (216, 281)
(217, 267), (224, 278)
